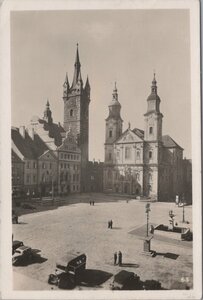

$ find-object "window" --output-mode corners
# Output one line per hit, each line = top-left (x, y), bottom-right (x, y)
(117, 150), (120, 159)
(61, 153), (63, 159)
(33, 162), (37, 168)
(68, 154), (70, 159)
(109, 153), (112, 160)
(50, 163), (52, 169)
(60, 163), (63, 169)
(109, 130), (112, 138)
(64, 154), (67, 159)
(73, 174), (76, 181)
(149, 150), (153, 159)
(42, 163), (46, 169)
(136, 173), (140, 181)
(125, 147), (131, 159)
(70, 109), (73, 117)
(26, 174), (30, 184)
(73, 185), (75, 191)
(137, 150), (140, 159)
(149, 127), (153, 134)
(33, 175), (36, 183)
(27, 162), (30, 169)
(107, 170), (112, 179)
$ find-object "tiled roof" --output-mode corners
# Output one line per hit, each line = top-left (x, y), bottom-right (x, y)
(162, 135), (183, 150)
(132, 128), (144, 139)
(11, 128), (49, 159)
(12, 150), (23, 163)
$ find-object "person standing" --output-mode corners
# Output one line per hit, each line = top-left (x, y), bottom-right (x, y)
(110, 220), (113, 229)
(114, 252), (117, 265)
(118, 251), (122, 266)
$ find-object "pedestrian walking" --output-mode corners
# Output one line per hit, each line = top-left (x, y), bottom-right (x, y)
(114, 252), (117, 265)
(110, 220), (113, 229)
(93, 201), (95, 206)
(118, 251), (122, 266)
(108, 220), (110, 228)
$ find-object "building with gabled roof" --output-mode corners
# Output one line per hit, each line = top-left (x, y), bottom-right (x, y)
(104, 75), (189, 202)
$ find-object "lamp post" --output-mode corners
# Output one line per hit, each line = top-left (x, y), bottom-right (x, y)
(145, 203), (151, 237)
(182, 194), (185, 223)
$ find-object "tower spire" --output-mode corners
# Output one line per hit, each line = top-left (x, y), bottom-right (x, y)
(112, 82), (118, 101)
(72, 43), (81, 87)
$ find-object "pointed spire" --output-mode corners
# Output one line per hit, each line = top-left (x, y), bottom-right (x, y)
(63, 72), (70, 88)
(72, 43), (82, 87)
(85, 75), (90, 89)
(112, 81), (118, 102)
(46, 99), (50, 107)
(151, 72), (157, 94)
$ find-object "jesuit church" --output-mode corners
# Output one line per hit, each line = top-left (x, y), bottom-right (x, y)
(103, 75), (186, 201)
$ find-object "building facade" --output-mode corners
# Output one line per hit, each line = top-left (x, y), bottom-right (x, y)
(103, 75), (186, 201)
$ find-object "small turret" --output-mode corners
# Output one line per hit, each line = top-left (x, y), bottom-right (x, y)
(63, 73), (70, 99)
(43, 100), (53, 124)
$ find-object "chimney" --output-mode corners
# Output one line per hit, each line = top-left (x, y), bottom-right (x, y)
(19, 126), (26, 138)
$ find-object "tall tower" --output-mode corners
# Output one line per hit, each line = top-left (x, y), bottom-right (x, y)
(143, 73), (163, 199)
(144, 73), (163, 142)
(104, 83), (123, 163)
(63, 45), (90, 191)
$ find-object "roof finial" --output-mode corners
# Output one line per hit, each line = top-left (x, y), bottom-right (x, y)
(46, 99), (50, 107)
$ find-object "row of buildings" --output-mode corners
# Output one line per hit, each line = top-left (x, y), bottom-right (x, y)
(12, 46), (192, 202)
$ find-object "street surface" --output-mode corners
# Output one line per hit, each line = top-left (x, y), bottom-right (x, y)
(13, 194), (193, 290)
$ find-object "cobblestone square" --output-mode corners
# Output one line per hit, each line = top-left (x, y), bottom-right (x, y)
(13, 194), (193, 290)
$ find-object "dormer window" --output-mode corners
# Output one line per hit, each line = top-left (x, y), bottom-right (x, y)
(149, 126), (153, 134)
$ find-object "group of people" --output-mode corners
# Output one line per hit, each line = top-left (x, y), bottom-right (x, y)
(108, 220), (113, 229)
(89, 200), (95, 206)
(114, 251), (122, 266)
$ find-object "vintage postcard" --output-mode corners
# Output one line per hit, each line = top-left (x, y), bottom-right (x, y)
(0, 0), (202, 299)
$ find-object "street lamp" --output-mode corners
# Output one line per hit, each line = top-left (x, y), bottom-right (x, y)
(145, 203), (151, 237)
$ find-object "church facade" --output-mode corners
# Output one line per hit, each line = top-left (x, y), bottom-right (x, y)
(103, 76), (185, 201)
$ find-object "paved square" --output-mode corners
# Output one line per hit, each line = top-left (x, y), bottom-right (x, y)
(13, 194), (193, 290)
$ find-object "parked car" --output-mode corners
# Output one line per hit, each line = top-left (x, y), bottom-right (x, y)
(48, 253), (87, 289)
(12, 210), (18, 224)
(110, 270), (141, 290)
(12, 245), (33, 265)
(12, 240), (24, 255)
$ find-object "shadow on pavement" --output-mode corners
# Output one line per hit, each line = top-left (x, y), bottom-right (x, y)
(80, 269), (113, 287)
(111, 227), (122, 230)
(153, 251), (179, 260)
(14, 254), (47, 267)
(121, 263), (139, 268)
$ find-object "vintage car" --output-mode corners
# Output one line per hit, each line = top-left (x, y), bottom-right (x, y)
(12, 240), (24, 255)
(110, 270), (141, 290)
(12, 245), (33, 265)
(48, 253), (87, 289)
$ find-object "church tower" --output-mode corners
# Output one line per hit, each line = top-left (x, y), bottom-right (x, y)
(63, 45), (90, 191)
(144, 73), (163, 142)
(104, 83), (123, 163)
(143, 73), (163, 199)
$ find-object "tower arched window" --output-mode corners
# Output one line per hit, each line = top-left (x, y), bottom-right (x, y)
(136, 150), (140, 160)
(149, 150), (153, 159)
(109, 130), (112, 138)
(70, 109), (73, 117)
(149, 126), (153, 134)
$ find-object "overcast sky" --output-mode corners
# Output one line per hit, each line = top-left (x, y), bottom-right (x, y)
(11, 9), (191, 160)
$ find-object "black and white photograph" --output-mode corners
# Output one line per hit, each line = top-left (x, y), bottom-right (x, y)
(0, 0), (202, 299)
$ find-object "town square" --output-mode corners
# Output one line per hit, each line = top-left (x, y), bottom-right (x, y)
(1, 5), (200, 298)
(13, 194), (193, 290)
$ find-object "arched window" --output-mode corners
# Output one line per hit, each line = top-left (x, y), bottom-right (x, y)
(149, 150), (153, 159)
(109, 152), (112, 160)
(136, 173), (140, 181)
(136, 150), (140, 159)
(125, 147), (131, 159)
(149, 126), (153, 134)
(109, 130), (112, 138)
(70, 109), (73, 117)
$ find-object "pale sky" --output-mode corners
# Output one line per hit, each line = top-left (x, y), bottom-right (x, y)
(11, 10), (191, 160)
